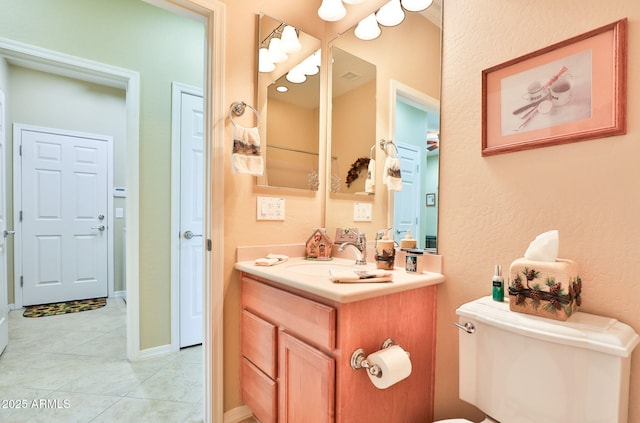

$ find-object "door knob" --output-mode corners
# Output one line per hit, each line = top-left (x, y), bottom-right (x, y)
(91, 225), (106, 231)
(3, 230), (15, 238)
(183, 230), (203, 239)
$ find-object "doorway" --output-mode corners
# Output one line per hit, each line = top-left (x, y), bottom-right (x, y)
(0, 1), (226, 421)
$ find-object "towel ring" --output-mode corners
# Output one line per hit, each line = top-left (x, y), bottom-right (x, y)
(379, 139), (398, 156)
(229, 101), (261, 127)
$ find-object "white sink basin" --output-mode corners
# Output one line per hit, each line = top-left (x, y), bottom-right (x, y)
(285, 262), (361, 277)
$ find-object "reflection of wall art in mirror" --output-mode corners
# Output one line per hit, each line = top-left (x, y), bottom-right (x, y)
(256, 14), (322, 191)
(426, 193), (435, 207)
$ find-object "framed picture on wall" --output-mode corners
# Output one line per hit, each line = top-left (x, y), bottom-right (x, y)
(426, 193), (436, 207)
(482, 18), (627, 156)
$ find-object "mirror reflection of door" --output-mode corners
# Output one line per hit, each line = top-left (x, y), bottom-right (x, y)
(393, 94), (439, 250)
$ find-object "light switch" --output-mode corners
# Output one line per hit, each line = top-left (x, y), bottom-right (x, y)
(353, 202), (372, 222)
(257, 196), (285, 221)
(116, 208), (124, 218)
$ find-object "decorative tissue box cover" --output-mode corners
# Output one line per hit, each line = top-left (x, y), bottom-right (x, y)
(508, 258), (582, 321)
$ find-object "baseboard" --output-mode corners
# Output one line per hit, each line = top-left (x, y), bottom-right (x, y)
(113, 290), (126, 299)
(7, 303), (17, 311)
(223, 405), (253, 423)
(138, 343), (174, 360)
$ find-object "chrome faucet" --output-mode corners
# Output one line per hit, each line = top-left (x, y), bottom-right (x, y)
(338, 232), (367, 265)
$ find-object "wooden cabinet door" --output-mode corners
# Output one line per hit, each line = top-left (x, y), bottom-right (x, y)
(278, 331), (335, 423)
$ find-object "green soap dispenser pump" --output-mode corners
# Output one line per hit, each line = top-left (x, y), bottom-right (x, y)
(492, 264), (504, 302)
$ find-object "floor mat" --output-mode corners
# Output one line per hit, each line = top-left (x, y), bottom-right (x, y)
(23, 297), (107, 318)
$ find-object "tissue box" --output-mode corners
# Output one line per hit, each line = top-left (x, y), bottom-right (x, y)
(508, 258), (582, 321)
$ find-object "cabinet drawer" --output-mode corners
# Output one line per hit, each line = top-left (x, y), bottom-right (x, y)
(242, 358), (277, 423)
(242, 276), (336, 351)
(242, 310), (277, 379)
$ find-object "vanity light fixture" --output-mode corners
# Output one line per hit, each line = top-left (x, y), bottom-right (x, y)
(286, 66), (307, 83)
(318, 0), (347, 21)
(300, 56), (320, 75)
(376, 0), (405, 27)
(280, 25), (302, 54)
(354, 13), (381, 40)
(258, 47), (276, 73)
(400, 0), (433, 12)
(267, 37), (288, 64)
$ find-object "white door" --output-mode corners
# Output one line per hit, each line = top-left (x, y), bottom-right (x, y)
(18, 127), (109, 306)
(0, 91), (8, 355)
(179, 91), (204, 347)
(393, 142), (421, 246)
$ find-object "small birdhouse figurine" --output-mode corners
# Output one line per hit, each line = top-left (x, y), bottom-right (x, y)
(305, 228), (333, 260)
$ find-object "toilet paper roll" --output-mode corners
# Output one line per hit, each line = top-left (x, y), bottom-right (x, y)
(366, 345), (412, 389)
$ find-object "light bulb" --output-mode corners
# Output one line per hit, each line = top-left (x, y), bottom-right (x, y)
(376, 0), (405, 27)
(354, 13), (381, 40)
(280, 25), (302, 54)
(401, 0), (433, 12)
(317, 0), (346, 21)
(286, 66), (307, 83)
(300, 56), (319, 76)
(267, 38), (288, 64)
(258, 47), (275, 72)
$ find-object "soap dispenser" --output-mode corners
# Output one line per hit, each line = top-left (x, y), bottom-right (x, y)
(399, 229), (417, 250)
(375, 228), (395, 270)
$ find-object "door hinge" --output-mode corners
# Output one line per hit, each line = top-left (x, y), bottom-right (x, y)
(20, 275), (23, 287)
(19, 210), (23, 222)
(207, 239), (212, 252)
(19, 144), (22, 156)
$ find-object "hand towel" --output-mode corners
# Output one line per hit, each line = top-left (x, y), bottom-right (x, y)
(365, 158), (376, 194)
(255, 253), (289, 266)
(329, 268), (393, 283)
(383, 157), (402, 192)
(232, 124), (264, 176)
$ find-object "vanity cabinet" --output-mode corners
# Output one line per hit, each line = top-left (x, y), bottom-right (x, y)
(240, 273), (438, 423)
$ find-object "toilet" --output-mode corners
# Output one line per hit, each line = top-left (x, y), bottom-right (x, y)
(436, 296), (640, 423)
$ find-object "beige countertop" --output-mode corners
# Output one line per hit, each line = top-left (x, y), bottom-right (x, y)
(235, 256), (445, 303)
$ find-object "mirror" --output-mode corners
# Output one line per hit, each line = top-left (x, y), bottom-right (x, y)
(326, 4), (442, 251)
(256, 15), (322, 191)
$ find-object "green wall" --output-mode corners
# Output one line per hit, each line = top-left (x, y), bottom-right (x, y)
(0, 0), (204, 349)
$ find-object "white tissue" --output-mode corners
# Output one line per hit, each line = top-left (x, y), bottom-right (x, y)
(366, 345), (412, 389)
(524, 230), (559, 262)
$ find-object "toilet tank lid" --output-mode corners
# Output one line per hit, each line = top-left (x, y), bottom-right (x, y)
(456, 296), (640, 357)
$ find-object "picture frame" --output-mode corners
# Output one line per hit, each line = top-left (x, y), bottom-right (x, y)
(482, 18), (627, 156)
(426, 193), (436, 207)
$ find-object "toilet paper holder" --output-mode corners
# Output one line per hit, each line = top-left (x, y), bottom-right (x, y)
(350, 338), (410, 378)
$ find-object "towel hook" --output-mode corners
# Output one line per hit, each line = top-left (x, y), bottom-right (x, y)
(229, 101), (261, 127)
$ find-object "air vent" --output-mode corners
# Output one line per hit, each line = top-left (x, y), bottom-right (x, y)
(340, 71), (360, 81)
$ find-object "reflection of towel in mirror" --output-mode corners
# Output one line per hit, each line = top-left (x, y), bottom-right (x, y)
(383, 157), (402, 191)
(232, 125), (263, 175)
(365, 158), (375, 193)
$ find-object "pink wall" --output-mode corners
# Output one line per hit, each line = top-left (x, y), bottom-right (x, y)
(437, 0), (640, 421)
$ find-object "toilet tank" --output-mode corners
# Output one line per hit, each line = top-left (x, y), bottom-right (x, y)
(456, 296), (639, 423)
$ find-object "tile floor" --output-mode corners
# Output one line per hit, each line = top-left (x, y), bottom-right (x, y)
(0, 297), (204, 422)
